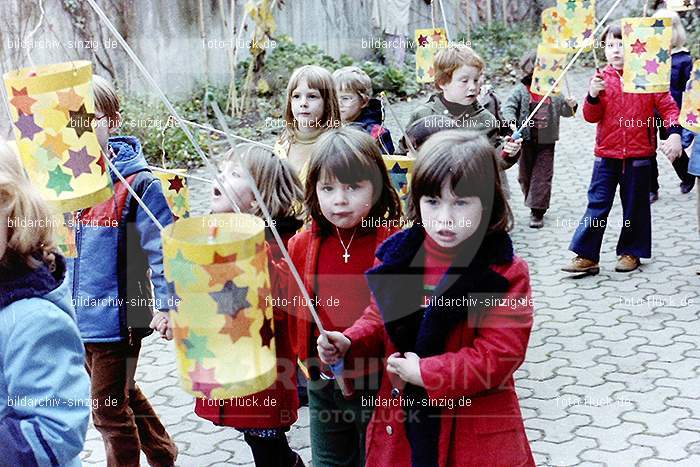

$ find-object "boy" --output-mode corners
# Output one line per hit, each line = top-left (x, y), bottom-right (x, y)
(333, 66), (395, 154)
(66, 75), (178, 466)
(562, 23), (682, 275)
(398, 44), (522, 191)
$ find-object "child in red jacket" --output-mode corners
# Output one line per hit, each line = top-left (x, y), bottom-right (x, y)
(562, 22), (683, 275)
(318, 129), (535, 466)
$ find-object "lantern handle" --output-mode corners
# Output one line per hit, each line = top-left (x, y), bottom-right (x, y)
(380, 91), (417, 155)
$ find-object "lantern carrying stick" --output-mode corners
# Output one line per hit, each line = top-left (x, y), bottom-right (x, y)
(380, 91), (417, 155)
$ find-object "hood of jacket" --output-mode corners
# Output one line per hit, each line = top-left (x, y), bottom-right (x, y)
(109, 135), (149, 181)
(0, 255), (71, 315)
(354, 98), (384, 127)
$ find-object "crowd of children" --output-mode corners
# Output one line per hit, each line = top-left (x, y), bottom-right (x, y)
(2, 11), (699, 466)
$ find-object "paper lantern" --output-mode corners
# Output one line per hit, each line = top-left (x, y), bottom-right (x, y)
(53, 212), (77, 258)
(665, 0), (695, 11)
(154, 169), (190, 221)
(162, 213), (276, 399)
(3, 61), (113, 212)
(621, 17), (673, 94)
(680, 60), (700, 133)
(383, 155), (414, 217)
(531, 44), (569, 97)
(555, 0), (596, 52)
(415, 28), (448, 84)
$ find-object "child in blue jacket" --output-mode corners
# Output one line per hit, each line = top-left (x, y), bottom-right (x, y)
(66, 75), (178, 466)
(0, 142), (90, 466)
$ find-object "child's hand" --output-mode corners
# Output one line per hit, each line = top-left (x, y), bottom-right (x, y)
(317, 331), (350, 364)
(661, 133), (682, 162)
(565, 96), (577, 108)
(589, 73), (605, 98)
(386, 352), (425, 388)
(503, 135), (523, 156)
(150, 311), (173, 340)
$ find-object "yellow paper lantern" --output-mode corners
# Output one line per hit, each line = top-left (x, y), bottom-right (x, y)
(621, 17), (673, 94)
(3, 61), (113, 212)
(415, 28), (448, 84)
(541, 8), (564, 51)
(665, 0), (695, 11)
(532, 44), (569, 97)
(555, 0), (596, 52)
(162, 213), (276, 399)
(680, 60), (700, 133)
(383, 155), (415, 218)
(154, 169), (190, 220)
(52, 212), (77, 258)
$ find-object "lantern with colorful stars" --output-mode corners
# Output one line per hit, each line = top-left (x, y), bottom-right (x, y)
(680, 60), (700, 133)
(154, 169), (190, 221)
(383, 155), (414, 218)
(541, 8), (564, 51)
(3, 61), (113, 213)
(162, 213), (276, 399)
(415, 28), (448, 84)
(665, 0), (695, 11)
(621, 17), (673, 94)
(531, 44), (570, 97)
(555, 0), (596, 52)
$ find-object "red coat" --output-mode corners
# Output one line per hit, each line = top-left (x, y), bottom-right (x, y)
(343, 227), (535, 467)
(583, 64), (680, 159)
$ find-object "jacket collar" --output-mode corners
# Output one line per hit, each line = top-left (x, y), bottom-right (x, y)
(0, 255), (66, 309)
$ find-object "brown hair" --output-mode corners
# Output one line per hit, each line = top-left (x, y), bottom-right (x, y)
(284, 65), (342, 135)
(519, 50), (537, 76)
(408, 130), (512, 234)
(304, 127), (401, 235)
(92, 74), (121, 121)
(0, 142), (58, 271)
(434, 44), (485, 89)
(333, 66), (373, 102)
(601, 21), (622, 46)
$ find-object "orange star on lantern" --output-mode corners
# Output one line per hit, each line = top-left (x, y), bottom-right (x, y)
(42, 132), (71, 156)
(251, 243), (268, 273)
(219, 313), (254, 343)
(10, 87), (36, 114)
(431, 30), (444, 44)
(212, 251), (238, 264)
(257, 283), (272, 310)
(203, 259), (243, 287)
(56, 88), (84, 114)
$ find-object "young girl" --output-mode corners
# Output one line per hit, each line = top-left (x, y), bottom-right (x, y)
(275, 65), (342, 177)
(285, 127), (401, 466)
(194, 145), (305, 467)
(562, 22), (682, 275)
(649, 9), (695, 201)
(502, 50), (578, 228)
(318, 130), (535, 466)
(0, 142), (91, 466)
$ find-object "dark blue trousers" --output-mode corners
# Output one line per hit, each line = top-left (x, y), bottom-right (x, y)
(569, 157), (652, 262)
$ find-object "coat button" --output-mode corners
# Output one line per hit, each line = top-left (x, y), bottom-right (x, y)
(386, 425), (393, 435)
(391, 387), (400, 398)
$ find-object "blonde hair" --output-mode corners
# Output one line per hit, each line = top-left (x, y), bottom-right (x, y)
(92, 74), (121, 121)
(221, 145), (303, 220)
(332, 66), (373, 102)
(284, 65), (341, 135)
(0, 142), (58, 271)
(434, 44), (485, 89)
(653, 9), (686, 49)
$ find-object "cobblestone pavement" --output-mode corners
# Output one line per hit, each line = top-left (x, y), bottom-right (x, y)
(81, 70), (700, 466)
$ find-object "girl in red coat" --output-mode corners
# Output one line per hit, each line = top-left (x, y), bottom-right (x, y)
(194, 145), (305, 467)
(285, 127), (401, 466)
(318, 129), (535, 467)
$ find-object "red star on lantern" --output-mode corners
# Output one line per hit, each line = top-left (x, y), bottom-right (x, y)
(168, 175), (185, 193)
(630, 39), (647, 55)
(417, 34), (429, 47)
(10, 87), (36, 114)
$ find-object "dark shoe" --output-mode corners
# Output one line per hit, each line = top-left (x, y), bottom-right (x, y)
(529, 214), (544, 229)
(615, 255), (640, 272)
(562, 256), (600, 275)
(680, 182), (693, 194)
(649, 192), (659, 203)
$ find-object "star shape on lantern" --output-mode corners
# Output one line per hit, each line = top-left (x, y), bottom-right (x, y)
(213, 251), (237, 263)
(184, 331), (216, 362)
(686, 112), (698, 124)
(643, 59), (660, 74)
(582, 28), (593, 39)
(96, 152), (107, 175)
(251, 243), (268, 273)
(34, 147), (60, 172)
(10, 87), (36, 114)
(565, 1), (576, 13)
(651, 19), (666, 35)
(68, 104), (95, 138)
(431, 30), (444, 44)
(173, 324), (189, 344)
(172, 193), (187, 212)
(634, 74), (649, 90)
(189, 362), (220, 398)
(56, 88), (83, 113)
(46, 166), (74, 196)
(219, 313), (254, 343)
(168, 175), (185, 193)
(257, 283), (272, 310)
(38, 107), (69, 133)
(64, 146), (96, 178)
(389, 163), (408, 191)
(202, 256), (243, 287)
(167, 280), (181, 311)
(168, 250), (196, 288)
(582, 0), (591, 8)
(209, 280), (250, 318)
(427, 65), (436, 78)
(259, 316), (274, 349)
(623, 22), (634, 37)
(630, 39), (647, 56)
(656, 49), (670, 64)
(42, 132), (71, 156)
(417, 34), (428, 47)
(14, 112), (43, 140)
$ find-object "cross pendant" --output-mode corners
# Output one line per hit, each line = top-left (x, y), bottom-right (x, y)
(342, 251), (350, 263)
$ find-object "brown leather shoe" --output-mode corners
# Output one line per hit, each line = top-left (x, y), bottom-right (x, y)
(615, 255), (640, 272)
(562, 256), (600, 275)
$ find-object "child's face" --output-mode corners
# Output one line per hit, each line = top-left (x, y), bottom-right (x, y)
(291, 78), (325, 132)
(419, 181), (483, 248)
(337, 90), (365, 123)
(211, 161), (256, 214)
(604, 35), (624, 70)
(316, 176), (373, 229)
(440, 65), (482, 106)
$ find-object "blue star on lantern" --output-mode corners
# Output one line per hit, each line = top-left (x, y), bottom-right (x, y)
(209, 280), (250, 318)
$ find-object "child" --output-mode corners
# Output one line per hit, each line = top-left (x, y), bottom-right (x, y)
(398, 44), (522, 194)
(275, 65), (342, 176)
(333, 66), (395, 154)
(318, 130), (535, 466)
(195, 145), (305, 467)
(502, 50), (578, 228)
(285, 127), (401, 466)
(0, 142), (91, 467)
(66, 75), (178, 466)
(562, 23), (683, 275)
(649, 9), (695, 201)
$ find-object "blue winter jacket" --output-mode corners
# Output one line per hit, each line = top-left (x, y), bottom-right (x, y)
(0, 256), (90, 466)
(66, 136), (174, 343)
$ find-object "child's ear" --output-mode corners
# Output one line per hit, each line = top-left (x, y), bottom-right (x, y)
(108, 111), (122, 134)
(361, 96), (370, 108)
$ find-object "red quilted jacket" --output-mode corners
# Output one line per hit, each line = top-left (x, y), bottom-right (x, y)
(583, 65), (681, 159)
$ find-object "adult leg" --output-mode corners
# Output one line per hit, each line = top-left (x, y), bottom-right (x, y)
(617, 158), (652, 259)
